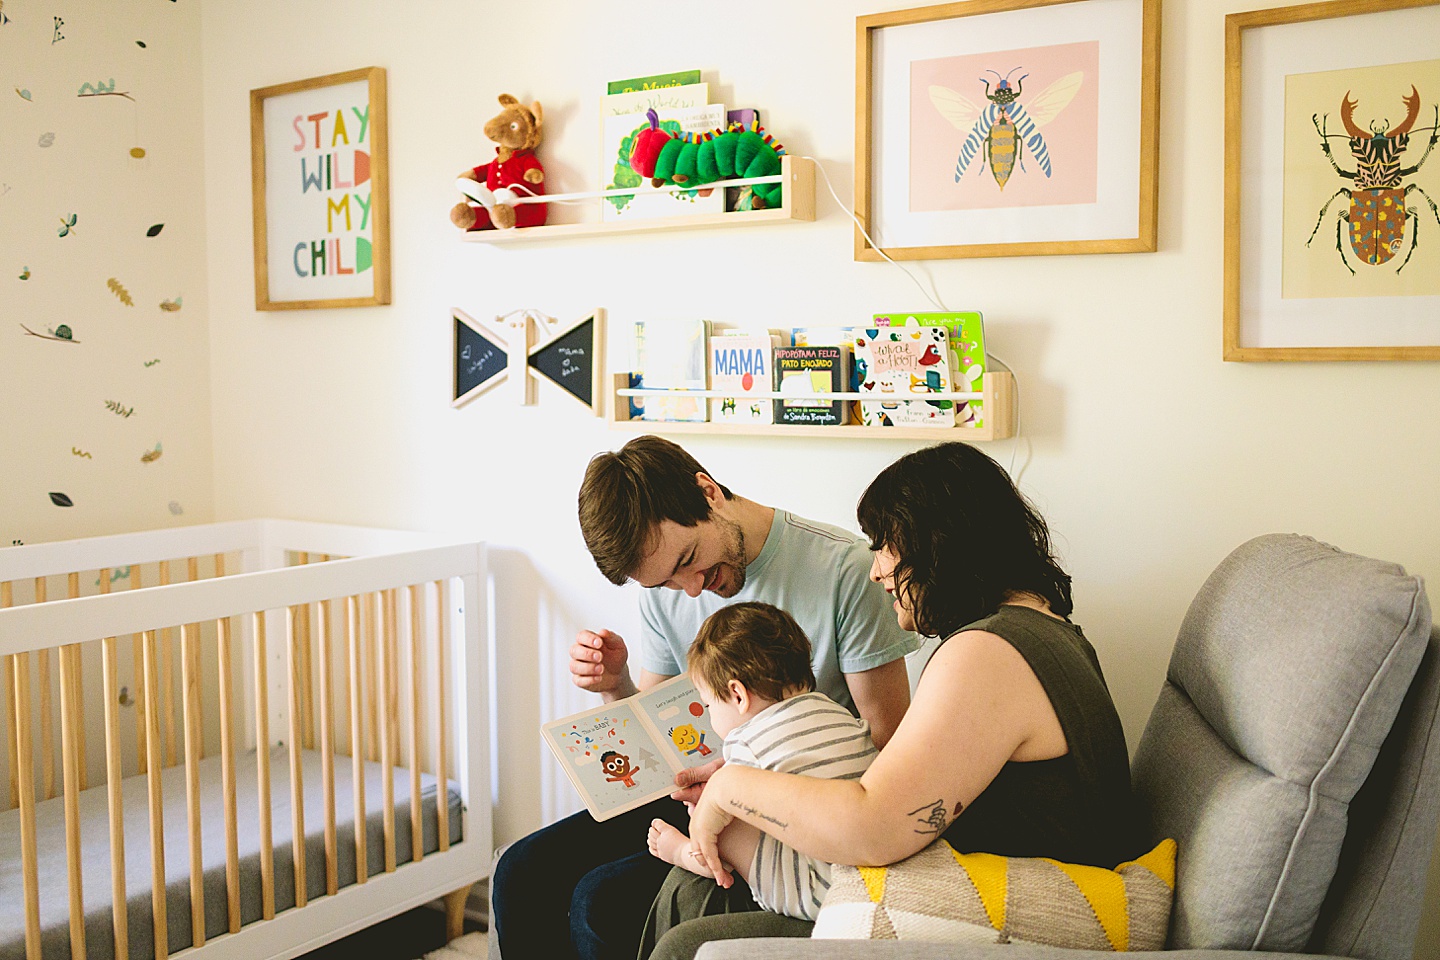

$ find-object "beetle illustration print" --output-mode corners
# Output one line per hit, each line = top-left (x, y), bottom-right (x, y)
(929, 68), (1084, 189)
(1306, 86), (1440, 274)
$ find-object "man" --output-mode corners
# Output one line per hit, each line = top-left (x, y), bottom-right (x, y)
(490, 436), (918, 960)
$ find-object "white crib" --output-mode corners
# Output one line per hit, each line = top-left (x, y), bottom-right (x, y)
(0, 520), (491, 960)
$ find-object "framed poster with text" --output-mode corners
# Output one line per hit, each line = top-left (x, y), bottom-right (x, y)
(250, 66), (391, 310)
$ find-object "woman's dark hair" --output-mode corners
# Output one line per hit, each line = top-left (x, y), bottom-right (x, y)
(857, 442), (1072, 638)
(578, 435), (733, 585)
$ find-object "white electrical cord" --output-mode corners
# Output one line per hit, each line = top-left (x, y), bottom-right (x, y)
(798, 155), (1027, 482)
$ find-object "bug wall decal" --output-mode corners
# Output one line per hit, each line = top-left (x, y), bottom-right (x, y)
(929, 68), (1083, 189)
(1306, 86), (1440, 274)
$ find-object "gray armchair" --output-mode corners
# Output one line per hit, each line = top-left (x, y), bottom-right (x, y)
(699, 534), (1440, 960)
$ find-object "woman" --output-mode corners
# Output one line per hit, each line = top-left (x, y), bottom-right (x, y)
(646, 442), (1142, 959)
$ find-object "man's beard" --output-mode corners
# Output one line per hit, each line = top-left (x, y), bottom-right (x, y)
(713, 516), (747, 596)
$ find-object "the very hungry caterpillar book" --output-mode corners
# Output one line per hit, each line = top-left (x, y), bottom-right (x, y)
(542, 674), (720, 821)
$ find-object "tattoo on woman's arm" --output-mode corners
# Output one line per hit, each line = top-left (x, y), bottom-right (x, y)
(910, 798), (959, 835)
(729, 799), (789, 831)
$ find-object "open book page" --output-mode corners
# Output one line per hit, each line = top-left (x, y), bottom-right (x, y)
(541, 675), (719, 821)
(632, 675), (721, 771)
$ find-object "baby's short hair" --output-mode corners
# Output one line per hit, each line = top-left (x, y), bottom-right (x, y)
(689, 601), (816, 703)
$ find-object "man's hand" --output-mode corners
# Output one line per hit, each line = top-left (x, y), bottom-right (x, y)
(570, 629), (636, 701)
(671, 757), (725, 806)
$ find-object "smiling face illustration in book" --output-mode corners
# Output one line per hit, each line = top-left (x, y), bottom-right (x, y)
(600, 750), (639, 787)
(669, 723), (711, 757)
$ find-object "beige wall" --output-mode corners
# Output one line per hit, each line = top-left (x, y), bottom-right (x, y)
(195, 0), (1440, 950)
(1, 0), (213, 544)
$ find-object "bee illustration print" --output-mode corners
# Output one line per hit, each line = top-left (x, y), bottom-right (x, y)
(930, 68), (1083, 189)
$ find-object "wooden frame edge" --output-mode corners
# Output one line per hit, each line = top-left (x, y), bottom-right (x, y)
(854, 0), (1159, 261)
(525, 308), (607, 415)
(1222, 0), (1440, 361)
(251, 66), (390, 312)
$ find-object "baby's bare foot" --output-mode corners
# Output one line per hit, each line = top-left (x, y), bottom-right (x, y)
(648, 819), (713, 877)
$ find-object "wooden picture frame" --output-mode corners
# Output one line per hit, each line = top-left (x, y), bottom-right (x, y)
(250, 67), (390, 310)
(1223, 0), (1440, 361)
(855, 0), (1160, 261)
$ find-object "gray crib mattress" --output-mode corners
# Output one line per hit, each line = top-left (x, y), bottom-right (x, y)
(0, 746), (464, 960)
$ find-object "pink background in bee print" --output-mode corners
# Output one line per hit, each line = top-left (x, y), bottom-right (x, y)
(910, 41), (1100, 211)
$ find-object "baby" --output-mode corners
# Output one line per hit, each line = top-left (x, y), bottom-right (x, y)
(647, 601), (877, 922)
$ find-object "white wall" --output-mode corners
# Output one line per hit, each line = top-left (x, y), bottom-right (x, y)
(1, 0), (213, 544)
(198, 0), (1440, 950)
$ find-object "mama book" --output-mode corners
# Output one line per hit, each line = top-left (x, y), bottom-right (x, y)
(542, 675), (720, 821)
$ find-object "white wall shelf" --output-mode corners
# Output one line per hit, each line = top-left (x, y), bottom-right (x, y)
(458, 156), (815, 245)
(606, 371), (1017, 442)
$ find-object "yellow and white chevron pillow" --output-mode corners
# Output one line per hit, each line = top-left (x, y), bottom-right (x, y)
(812, 838), (1176, 950)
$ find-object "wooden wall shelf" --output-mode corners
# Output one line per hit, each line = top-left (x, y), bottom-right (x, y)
(459, 156), (816, 245)
(606, 371), (1016, 442)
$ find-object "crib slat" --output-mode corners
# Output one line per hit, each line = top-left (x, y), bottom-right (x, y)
(364, 593), (379, 763)
(132, 565), (147, 776)
(187, 556), (204, 761)
(142, 630), (169, 960)
(387, 591), (401, 768)
(318, 598), (338, 896)
(99, 569), (131, 960)
(37, 576), (56, 800)
(4, 580), (18, 811)
(14, 652), (42, 960)
(287, 607), (308, 907)
(379, 589), (396, 873)
(60, 643), (88, 960)
(180, 623), (205, 947)
(338, 577), (352, 759)
(159, 561), (178, 768)
(252, 612), (276, 920)
(217, 613), (241, 934)
(67, 572), (88, 791)
(298, 553), (316, 751)
(346, 595), (368, 884)
(434, 581), (450, 852)
(99, 634), (132, 960)
(408, 584), (424, 864)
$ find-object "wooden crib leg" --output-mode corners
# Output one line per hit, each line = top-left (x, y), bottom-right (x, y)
(442, 884), (473, 942)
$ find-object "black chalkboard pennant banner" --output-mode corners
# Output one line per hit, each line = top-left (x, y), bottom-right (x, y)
(452, 307), (605, 415)
(528, 308), (605, 415)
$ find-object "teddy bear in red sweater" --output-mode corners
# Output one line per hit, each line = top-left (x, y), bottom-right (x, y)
(451, 94), (547, 230)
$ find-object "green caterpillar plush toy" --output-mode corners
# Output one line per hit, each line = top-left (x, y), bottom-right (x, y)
(628, 108), (786, 208)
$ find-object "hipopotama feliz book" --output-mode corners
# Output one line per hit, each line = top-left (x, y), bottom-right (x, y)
(542, 674), (721, 821)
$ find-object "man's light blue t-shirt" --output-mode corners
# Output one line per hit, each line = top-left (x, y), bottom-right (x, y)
(639, 510), (920, 716)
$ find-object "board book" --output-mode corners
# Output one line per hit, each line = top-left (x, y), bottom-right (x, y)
(850, 326), (956, 427)
(633, 319), (710, 422)
(874, 312), (986, 428)
(542, 674), (721, 821)
(774, 345), (849, 425)
(710, 331), (777, 423)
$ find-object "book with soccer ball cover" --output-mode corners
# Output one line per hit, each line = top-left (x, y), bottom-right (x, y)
(541, 675), (720, 821)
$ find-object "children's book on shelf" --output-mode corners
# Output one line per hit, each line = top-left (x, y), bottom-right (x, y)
(603, 104), (727, 222)
(632, 319), (710, 422)
(607, 70), (703, 95)
(874, 312), (987, 428)
(774, 345), (850, 426)
(602, 82), (709, 119)
(542, 674), (720, 821)
(710, 330), (778, 423)
(850, 326), (956, 427)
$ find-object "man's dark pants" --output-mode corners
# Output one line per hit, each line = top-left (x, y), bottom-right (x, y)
(490, 797), (690, 960)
